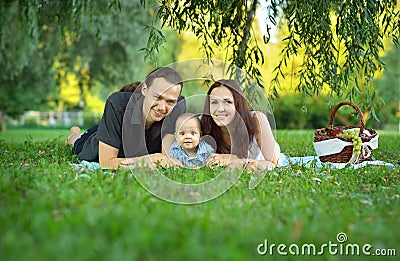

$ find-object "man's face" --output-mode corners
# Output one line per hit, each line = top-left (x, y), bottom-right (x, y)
(175, 117), (201, 153)
(142, 77), (181, 126)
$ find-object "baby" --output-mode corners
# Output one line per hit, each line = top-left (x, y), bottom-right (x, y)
(169, 113), (214, 167)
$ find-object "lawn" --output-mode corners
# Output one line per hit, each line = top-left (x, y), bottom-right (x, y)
(0, 128), (399, 260)
(0, 127), (70, 142)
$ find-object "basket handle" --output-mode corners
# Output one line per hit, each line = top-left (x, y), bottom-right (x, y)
(328, 101), (365, 134)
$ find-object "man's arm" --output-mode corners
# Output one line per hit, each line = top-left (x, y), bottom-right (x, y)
(119, 134), (183, 168)
(98, 141), (125, 169)
(99, 141), (164, 169)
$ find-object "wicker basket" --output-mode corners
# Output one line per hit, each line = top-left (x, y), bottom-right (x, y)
(314, 101), (378, 163)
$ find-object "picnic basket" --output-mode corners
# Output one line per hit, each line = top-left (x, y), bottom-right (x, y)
(314, 101), (378, 163)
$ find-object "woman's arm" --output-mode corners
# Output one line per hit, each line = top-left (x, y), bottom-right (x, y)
(253, 111), (281, 167)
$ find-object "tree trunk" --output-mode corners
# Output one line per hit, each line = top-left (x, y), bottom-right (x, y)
(0, 110), (7, 133)
(237, 0), (258, 68)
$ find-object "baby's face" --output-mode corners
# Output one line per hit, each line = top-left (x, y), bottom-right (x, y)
(176, 118), (201, 151)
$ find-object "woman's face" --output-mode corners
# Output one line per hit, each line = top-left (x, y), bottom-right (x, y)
(209, 86), (236, 126)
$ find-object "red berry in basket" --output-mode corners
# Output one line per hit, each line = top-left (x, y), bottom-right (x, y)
(333, 129), (343, 136)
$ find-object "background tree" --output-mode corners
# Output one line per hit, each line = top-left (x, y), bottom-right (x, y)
(0, 1), (57, 132)
(1, 1), (399, 132)
(0, 0), (167, 132)
(141, 0), (399, 103)
(372, 44), (400, 130)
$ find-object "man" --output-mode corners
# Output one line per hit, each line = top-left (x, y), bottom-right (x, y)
(68, 67), (186, 169)
(66, 81), (141, 151)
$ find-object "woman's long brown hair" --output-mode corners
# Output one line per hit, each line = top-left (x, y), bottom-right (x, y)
(201, 79), (256, 158)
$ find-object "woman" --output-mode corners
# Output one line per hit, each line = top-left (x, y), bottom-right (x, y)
(201, 79), (283, 170)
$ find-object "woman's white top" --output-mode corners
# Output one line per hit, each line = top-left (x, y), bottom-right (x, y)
(248, 136), (265, 160)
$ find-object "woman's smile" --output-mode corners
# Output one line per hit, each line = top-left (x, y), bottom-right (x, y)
(209, 86), (236, 126)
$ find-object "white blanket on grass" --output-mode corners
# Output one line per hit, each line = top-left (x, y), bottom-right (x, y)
(70, 156), (394, 171)
(70, 160), (101, 170)
(282, 155), (394, 169)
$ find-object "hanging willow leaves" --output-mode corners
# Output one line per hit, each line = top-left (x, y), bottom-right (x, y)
(139, 0), (399, 103)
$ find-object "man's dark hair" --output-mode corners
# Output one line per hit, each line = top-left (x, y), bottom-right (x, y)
(143, 67), (183, 90)
(119, 81), (141, 92)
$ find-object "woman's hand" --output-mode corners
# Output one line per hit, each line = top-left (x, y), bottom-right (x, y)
(206, 153), (236, 166)
(245, 160), (276, 171)
(154, 154), (183, 168)
(206, 154), (278, 171)
(206, 153), (250, 168)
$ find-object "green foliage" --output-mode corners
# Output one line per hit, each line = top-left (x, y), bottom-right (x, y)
(0, 0), (166, 123)
(2, 0), (399, 131)
(70, 1), (157, 89)
(0, 59), (57, 118)
(272, 92), (399, 130)
(272, 0), (398, 94)
(0, 1), (111, 120)
(142, 0), (399, 102)
(372, 44), (400, 130)
(0, 0), (114, 80)
(272, 94), (328, 129)
(141, 0), (265, 86)
(0, 129), (399, 260)
(0, 1), (56, 126)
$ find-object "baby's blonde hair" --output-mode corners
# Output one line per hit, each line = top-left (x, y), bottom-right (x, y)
(175, 113), (201, 133)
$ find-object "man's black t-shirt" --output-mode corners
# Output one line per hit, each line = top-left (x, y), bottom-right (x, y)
(78, 91), (185, 162)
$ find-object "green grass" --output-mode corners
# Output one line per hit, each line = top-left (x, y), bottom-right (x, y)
(1, 128), (399, 260)
(0, 127), (70, 142)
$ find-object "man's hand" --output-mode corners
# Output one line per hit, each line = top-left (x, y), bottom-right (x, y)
(120, 153), (183, 169)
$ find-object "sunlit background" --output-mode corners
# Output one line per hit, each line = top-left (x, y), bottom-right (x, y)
(1, 1), (399, 133)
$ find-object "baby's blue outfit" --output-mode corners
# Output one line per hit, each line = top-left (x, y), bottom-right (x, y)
(169, 140), (215, 167)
